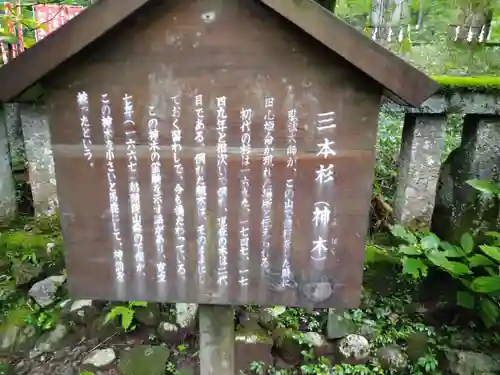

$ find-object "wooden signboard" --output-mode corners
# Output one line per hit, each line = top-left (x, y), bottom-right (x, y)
(0, 0), (439, 309)
(63, 86), (374, 308)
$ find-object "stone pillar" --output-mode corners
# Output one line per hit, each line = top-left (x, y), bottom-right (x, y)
(3, 103), (25, 167)
(199, 305), (235, 375)
(431, 115), (500, 244)
(0, 105), (17, 219)
(393, 113), (447, 229)
(19, 103), (58, 215)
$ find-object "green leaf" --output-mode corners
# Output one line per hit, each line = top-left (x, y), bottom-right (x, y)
(121, 309), (134, 330)
(467, 254), (496, 267)
(398, 245), (421, 255)
(390, 224), (417, 244)
(460, 233), (474, 254)
(421, 234), (440, 250)
(0, 33), (17, 44)
(426, 250), (449, 267)
(486, 231), (500, 239)
(23, 37), (36, 49)
(471, 276), (500, 293)
(104, 306), (129, 325)
(130, 301), (147, 307)
(401, 257), (428, 279)
(456, 290), (475, 309)
(485, 267), (497, 276)
(104, 310), (118, 325)
(440, 261), (471, 276)
(441, 242), (465, 258)
(480, 297), (500, 327)
(22, 18), (40, 29)
(466, 179), (500, 195)
(479, 245), (500, 263)
(269, 306), (286, 317)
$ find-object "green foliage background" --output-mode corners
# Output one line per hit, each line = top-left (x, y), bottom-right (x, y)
(2, 0), (500, 76)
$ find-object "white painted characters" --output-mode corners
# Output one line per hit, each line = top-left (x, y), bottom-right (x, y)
(171, 95), (186, 278)
(286, 109), (298, 168)
(317, 138), (336, 158)
(123, 94), (145, 276)
(316, 111), (336, 131)
(148, 106), (166, 283)
(101, 94), (124, 283)
(281, 108), (298, 287)
(239, 108), (252, 287)
(311, 236), (329, 261)
(282, 179), (294, 285)
(216, 96), (229, 286)
(194, 94), (207, 283)
(261, 97), (275, 274)
(312, 201), (331, 227)
(316, 164), (335, 184)
(76, 91), (93, 166)
(310, 110), (338, 262)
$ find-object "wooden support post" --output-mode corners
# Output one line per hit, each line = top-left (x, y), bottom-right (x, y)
(199, 304), (235, 375)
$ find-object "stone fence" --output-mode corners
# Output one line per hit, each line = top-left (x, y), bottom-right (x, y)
(386, 90), (500, 236)
(1, 91), (499, 237)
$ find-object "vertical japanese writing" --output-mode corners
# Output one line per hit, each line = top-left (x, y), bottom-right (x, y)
(171, 95), (186, 279)
(148, 106), (165, 283)
(281, 108), (298, 287)
(76, 91), (93, 167)
(261, 97), (275, 275)
(123, 94), (145, 277)
(216, 96), (229, 287)
(311, 110), (337, 264)
(194, 94), (207, 284)
(101, 94), (124, 284)
(239, 108), (252, 287)
(282, 180), (294, 283)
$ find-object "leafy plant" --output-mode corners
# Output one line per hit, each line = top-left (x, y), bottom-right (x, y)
(330, 363), (386, 375)
(301, 356), (335, 375)
(414, 354), (439, 373)
(0, 0), (95, 55)
(166, 361), (180, 375)
(104, 301), (147, 332)
(248, 360), (266, 375)
(390, 224), (500, 327)
(23, 308), (57, 331)
(467, 179), (500, 196)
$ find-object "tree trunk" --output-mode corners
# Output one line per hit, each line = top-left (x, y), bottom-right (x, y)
(371, 0), (410, 41)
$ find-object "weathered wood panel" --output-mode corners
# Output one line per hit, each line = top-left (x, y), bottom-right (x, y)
(45, 0), (381, 308)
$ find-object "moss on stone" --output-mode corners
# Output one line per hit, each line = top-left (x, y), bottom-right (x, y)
(432, 75), (500, 93)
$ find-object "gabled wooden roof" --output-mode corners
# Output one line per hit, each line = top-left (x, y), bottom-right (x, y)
(0, 0), (439, 106)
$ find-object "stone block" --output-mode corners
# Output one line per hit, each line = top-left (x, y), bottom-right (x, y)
(0, 105), (17, 219)
(394, 113), (447, 228)
(19, 103), (58, 215)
